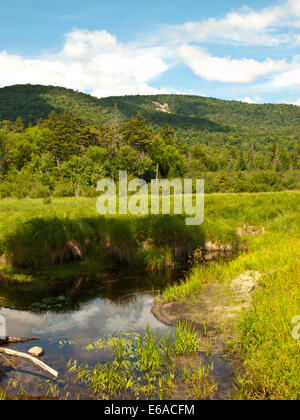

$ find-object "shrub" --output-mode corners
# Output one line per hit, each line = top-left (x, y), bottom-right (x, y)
(53, 182), (74, 197)
(29, 184), (51, 198)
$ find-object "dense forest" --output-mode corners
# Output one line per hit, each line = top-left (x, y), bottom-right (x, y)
(0, 84), (299, 198)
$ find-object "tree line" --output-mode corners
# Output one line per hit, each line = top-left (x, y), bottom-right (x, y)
(0, 109), (299, 198)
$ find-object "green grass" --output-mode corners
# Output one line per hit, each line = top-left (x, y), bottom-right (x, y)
(235, 256), (300, 400)
(0, 195), (226, 273)
(182, 362), (217, 400)
(65, 323), (214, 400)
(0, 192), (299, 399)
(154, 191), (300, 400)
(2, 192), (298, 274)
(0, 386), (7, 400)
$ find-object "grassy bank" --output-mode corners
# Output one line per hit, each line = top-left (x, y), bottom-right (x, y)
(0, 195), (242, 276)
(1, 192), (298, 275)
(154, 191), (300, 400)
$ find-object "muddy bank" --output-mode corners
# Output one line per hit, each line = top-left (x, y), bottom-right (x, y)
(152, 271), (261, 337)
(152, 271), (263, 398)
(202, 241), (242, 261)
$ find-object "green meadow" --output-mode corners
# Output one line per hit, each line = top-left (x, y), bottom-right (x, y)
(0, 194), (233, 275)
(0, 191), (299, 400)
(159, 191), (300, 400)
(1, 191), (298, 273)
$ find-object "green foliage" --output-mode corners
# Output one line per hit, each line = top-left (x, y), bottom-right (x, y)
(0, 106), (190, 197)
(0, 387), (7, 400)
(2, 216), (90, 268)
(182, 362), (217, 400)
(156, 192), (300, 400)
(173, 321), (199, 355)
(1, 192), (298, 271)
(235, 251), (300, 400)
(0, 84), (299, 198)
(0, 201), (209, 269)
(68, 323), (204, 400)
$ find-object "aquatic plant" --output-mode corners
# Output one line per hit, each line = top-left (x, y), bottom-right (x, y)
(67, 323), (212, 400)
(0, 387), (7, 400)
(182, 362), (217, 400)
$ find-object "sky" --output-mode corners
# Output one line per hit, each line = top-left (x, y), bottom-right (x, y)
(1, 0), (300, 104)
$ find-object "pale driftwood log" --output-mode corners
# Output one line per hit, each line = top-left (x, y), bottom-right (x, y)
(0, 336), (40, 346)
(0, 347), (58, 378)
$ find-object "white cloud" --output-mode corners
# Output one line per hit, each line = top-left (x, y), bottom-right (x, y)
(176, 45), (291, 83)
(288, 0), (300, 21)
(0, 29), (172, 97)
(281, 98), (300, 105)
(62, 29), (119, 60)
(272, 69), (300, 88)
(241, 96), (262, 104)
(162, 0), (300, 46)
(268, 58), (300, 92)
(1, 2), (300, 99)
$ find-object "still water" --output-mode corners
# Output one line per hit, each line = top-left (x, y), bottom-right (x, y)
(0, 268), (185, 397)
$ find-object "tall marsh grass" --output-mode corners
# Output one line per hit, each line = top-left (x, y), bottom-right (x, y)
(3, 192), (298, 271)
(156, 191), (300, 400)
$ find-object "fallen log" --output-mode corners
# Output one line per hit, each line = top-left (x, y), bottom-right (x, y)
(0, 347), (58, 378)
(0, 336), (40, 346)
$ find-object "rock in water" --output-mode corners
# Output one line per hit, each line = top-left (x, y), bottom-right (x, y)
(28, 346), (44, 358)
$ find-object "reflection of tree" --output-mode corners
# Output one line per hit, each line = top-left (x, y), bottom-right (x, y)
(0, 268), (186, 314)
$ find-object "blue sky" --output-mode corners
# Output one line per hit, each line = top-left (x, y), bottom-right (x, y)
(1, 0), (300, 104)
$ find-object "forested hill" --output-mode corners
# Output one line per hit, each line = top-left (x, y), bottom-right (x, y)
(1, 84), (300, 136)
(0, 84), (299, 198)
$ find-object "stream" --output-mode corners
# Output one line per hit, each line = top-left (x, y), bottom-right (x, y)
(0, 267), (234, 399)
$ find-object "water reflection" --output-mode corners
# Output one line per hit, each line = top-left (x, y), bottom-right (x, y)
(0, 293), (165, 340)
(0, 268), (185, 397)
(0, 267), (186, 312)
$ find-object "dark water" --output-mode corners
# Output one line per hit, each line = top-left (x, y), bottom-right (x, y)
(0, 267), (234, 399)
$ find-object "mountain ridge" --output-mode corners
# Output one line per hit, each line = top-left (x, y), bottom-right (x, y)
(1, 84), (300, 136)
